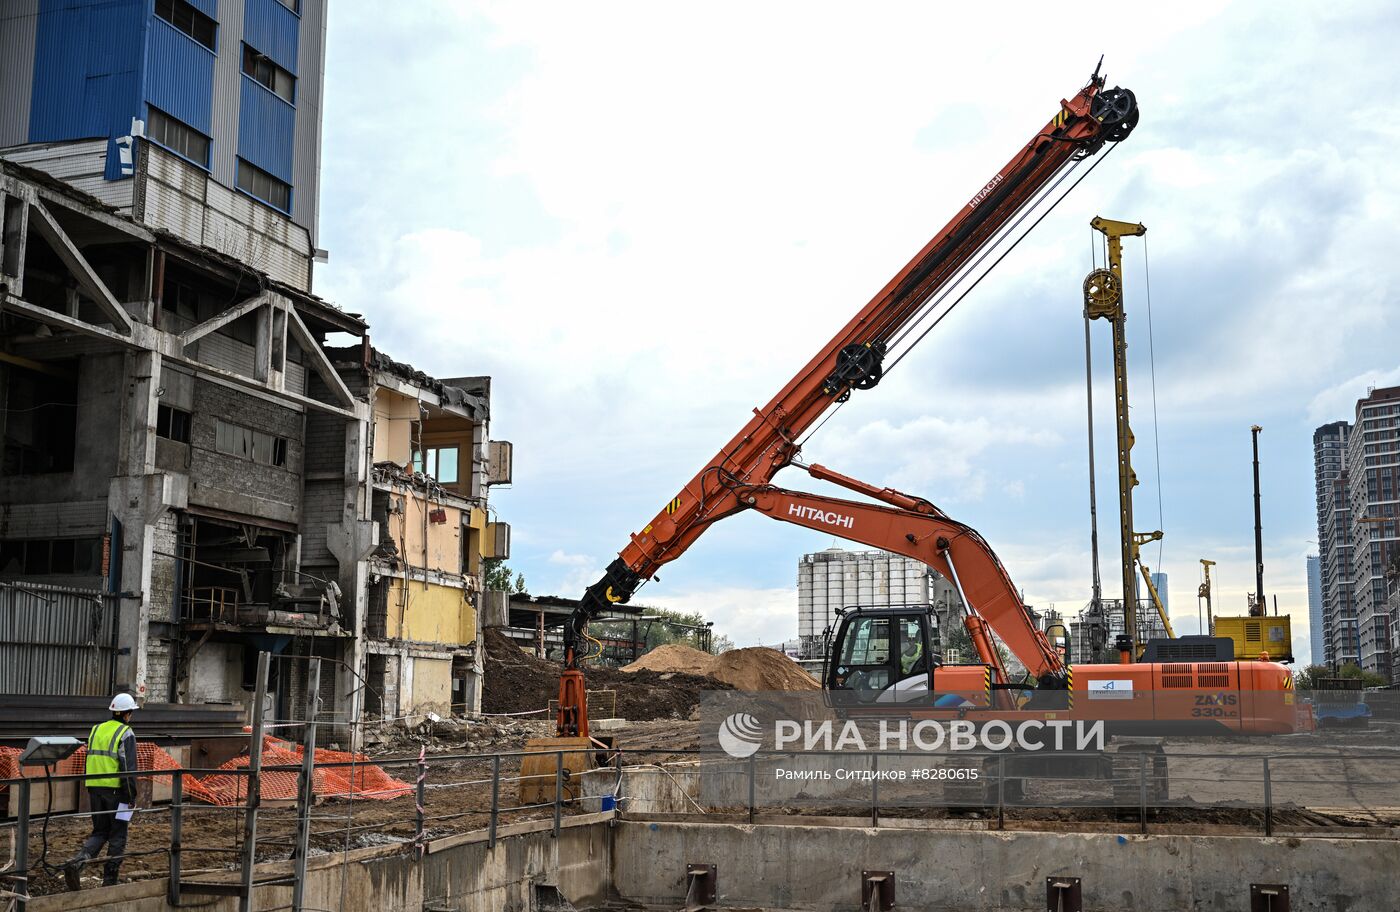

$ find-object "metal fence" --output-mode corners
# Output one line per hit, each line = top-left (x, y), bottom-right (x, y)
(4, 739), (1398, 909)
(0, 583), (117, 696)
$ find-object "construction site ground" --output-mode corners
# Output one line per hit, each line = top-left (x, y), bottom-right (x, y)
(15, 717), (1400, 896)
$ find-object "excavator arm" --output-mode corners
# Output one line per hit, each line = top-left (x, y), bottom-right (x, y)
(558, 66), (1136, 735)
(739, 466), (1067, 685)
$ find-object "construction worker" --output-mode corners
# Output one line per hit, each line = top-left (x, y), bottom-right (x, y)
(64, 693), (139, 890)
(900, 623), (925, 676)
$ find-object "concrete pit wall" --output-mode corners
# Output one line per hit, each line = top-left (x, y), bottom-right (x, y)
(28, 814), (613, 912)
(614, 818), (1399, 911)
(28, 812), (1400, 911)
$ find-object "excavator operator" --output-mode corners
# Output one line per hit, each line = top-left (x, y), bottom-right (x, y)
(899, 620), (925, 675)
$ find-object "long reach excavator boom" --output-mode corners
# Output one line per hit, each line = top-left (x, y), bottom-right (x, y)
(558, 67), (1139, 737)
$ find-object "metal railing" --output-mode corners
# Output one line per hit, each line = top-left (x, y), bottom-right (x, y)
(2, 744), (1398, 909)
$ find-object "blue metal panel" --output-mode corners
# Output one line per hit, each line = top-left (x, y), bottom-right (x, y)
(144, 18), (215, 134)
(28, 0), (145, 143)
(243, 0), (299, 73)
(237, 77), (294, 183)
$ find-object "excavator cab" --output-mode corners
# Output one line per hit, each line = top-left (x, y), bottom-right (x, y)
(824, 606), (938, 704)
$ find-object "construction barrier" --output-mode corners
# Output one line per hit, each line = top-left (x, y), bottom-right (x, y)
(1, 737), (412, 809)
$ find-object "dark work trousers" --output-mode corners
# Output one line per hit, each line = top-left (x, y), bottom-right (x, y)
(81, 787), (130, 880)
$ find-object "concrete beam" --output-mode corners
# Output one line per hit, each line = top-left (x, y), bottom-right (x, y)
(178, 293), (268, 347)
(286, 300), (355, 408)
(27, 199), (134, 334)
(0, 292), (140, 347)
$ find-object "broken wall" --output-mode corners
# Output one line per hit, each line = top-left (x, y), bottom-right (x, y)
(188, 379), (304, 525)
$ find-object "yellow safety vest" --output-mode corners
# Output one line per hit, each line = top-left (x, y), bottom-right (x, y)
(85, 719), (131, 788)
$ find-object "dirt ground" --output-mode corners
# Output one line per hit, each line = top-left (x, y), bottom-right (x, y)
(481, 626), (729, 719)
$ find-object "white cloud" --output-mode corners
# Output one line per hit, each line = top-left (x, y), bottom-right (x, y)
(658, 587), (798, 649)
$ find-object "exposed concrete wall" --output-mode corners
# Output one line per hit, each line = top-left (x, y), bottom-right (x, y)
(27, 814), (613, 912)
(187, 378), (304, 525)
(614, 819), (1400, 911)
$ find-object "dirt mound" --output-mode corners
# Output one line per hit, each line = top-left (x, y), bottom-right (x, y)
(711, 647), (820, 691)
(481, 627), (727, 721)
(621, 643), (717, 676)
(624, 643), (819, 692)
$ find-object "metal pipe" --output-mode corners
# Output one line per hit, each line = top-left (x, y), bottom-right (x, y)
(168, 772), (183, 906)
(292, 656), (321, 912)
(1083, 310), (1103, 632)
(238, 651), (269, 912)
(488, 754), (500, 849)
(1251, 426), (1266, 616)
(553, 751), (563, 838)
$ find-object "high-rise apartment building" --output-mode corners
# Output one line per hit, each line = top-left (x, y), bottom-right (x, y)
(1314, 420), (1358, 668)
(1347, 386), (1400, 681)
(1149, 571), (1168, 617)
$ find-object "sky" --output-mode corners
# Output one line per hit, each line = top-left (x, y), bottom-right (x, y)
(315, 2), (1400, 664)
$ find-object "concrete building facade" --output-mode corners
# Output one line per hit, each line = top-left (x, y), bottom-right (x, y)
(1313, 420), (1358, 669)
(1345, 387), (1400, 681)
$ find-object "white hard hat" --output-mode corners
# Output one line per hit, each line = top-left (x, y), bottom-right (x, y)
(109, 693), (139, 713)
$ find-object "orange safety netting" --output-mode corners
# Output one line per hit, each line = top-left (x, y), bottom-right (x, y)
(1, 737), (411, 807)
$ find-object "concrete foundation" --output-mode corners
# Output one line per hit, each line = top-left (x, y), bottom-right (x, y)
(25, 813), (1399, 911)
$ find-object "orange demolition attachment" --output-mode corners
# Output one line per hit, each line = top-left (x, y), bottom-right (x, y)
(558, 66), (1139, 736)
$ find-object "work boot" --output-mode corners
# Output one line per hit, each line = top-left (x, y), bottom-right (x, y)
(101, 868), (120, 887)
(62, 851), (90, 891)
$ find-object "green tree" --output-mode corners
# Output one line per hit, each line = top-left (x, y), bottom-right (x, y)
(483, 559), (526, 593)
(1293, 664), (1330, 691)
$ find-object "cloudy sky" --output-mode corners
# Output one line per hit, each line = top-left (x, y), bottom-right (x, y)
(315, 2), (1400, 663)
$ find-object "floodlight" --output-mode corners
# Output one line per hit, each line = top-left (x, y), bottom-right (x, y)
(19, 736), (83, 767)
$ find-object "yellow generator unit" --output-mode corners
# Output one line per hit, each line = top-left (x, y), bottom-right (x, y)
(1215, 616), (1293, 662)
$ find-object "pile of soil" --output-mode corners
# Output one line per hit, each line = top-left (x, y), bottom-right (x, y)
(623, 644), (820, 692)
(622, 643), (716, 676)
(481, 627), (727, 720)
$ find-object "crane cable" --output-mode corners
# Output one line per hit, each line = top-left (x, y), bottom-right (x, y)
(882, 140), (1121, 377)
(797, 141), (1123, 452)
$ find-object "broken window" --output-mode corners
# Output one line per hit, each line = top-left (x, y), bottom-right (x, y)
(1, 364), (77, 475)
(157, 404), (192, 444)
(0, 538), (102, 576)
(412, 445), (459, 484)
(215, 418), (288, 468)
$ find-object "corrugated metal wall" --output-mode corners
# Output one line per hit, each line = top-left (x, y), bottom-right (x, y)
(238, 76), (295, 182)
(0, 582), (117, 696)
(28, 0), (145, 143)
(243, 0), (300, 71)
(145, 17), (217, 135)
(208, 0), (246, 190)
(292, 0), (324, 240)
(0, 0), (39, 147)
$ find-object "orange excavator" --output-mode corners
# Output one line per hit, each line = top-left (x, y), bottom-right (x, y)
(552, 63), (1296, 748)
